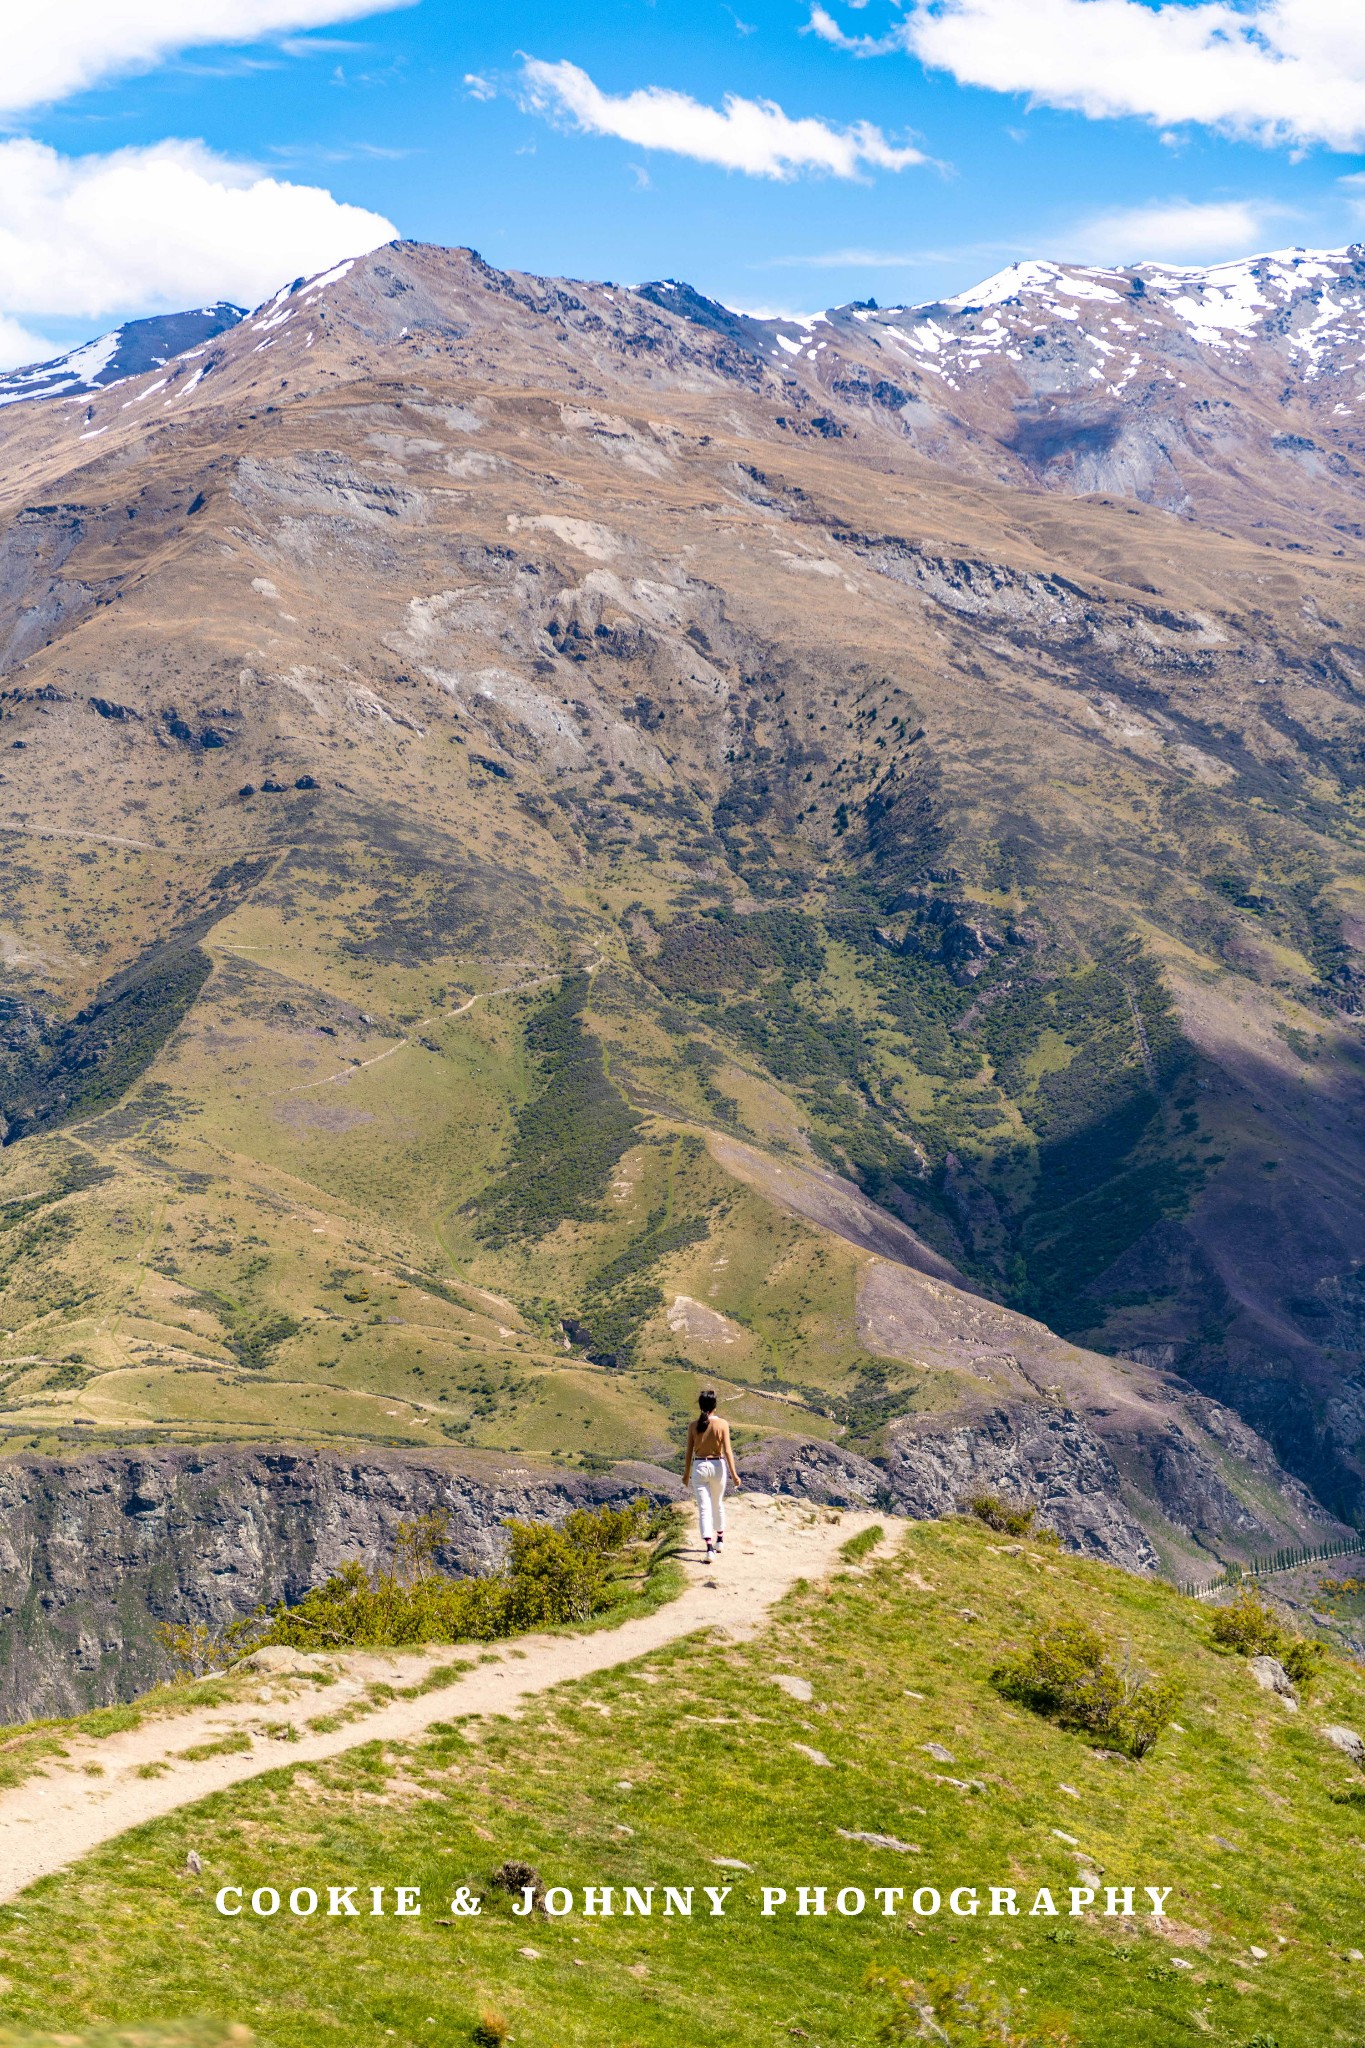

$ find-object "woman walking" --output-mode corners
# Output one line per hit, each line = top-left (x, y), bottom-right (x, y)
(682, 1388), (741, 1560)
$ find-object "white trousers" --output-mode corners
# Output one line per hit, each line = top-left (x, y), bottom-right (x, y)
(691, 1459), (728, 1542)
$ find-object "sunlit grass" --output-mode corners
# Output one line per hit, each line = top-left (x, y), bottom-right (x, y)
(2, 1520), (1362, 2045)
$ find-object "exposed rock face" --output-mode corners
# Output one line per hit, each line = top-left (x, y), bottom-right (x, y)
(741, 1424), (1158, 1571)
(0, 1445), (676, 1723)
(1323, 1724), (1365, 1766)
(739, 1365), (1339, 1578)
(717, 248), (1365, 550)
(878, 1408), (1160, 1570)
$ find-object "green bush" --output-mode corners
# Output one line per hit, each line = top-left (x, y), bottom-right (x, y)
(866, 1966), (1073, 2046)
(1209, 1589), (1324, 1692)
(963, 1493), (1060, 1547)
(1209, 1587), (1281, 1656)
(991, 1613), (1180, 1759)
(1280, 1637), (1327, 1688)
(155, 1614), (271, 1681)
(256, 1497), (672, 1652)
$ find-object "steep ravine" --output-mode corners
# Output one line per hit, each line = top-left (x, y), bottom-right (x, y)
(0, 1446), (675, 1722)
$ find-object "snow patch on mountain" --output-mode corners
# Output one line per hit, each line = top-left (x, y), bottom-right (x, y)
(0, 303), (244, 409)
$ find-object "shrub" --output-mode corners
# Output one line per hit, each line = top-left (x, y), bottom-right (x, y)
(488, 1860), (541, 1909)
(156, 1613), (270, 1681)
(991, 1614), (1180, 1759)
(1209, 1588), (1282, 1656)
(471, 2009), (509, 2047)
(254, 1496), (673, 1652)
(1279, 1637), (1326, 1688)
(866, 1966), (1073, 2046)
(963, 1493), (1060, 1547)
(965, 1492), (1035, 1537)
(1209, 1589), (1324, 1692)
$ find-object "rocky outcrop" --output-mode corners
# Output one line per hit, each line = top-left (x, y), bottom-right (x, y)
(1248, 1654), (1298, 1708)
(0, 1444), (677, 1723)
(741, 1411), (1159, 1574)
(878, 1407), (1160, 1570)
(736, 1376), (1346, 1578)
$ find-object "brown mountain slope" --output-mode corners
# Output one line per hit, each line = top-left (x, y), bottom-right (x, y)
(0, 241), (1361, 1551)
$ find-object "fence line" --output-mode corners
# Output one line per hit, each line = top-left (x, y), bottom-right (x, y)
(1176, 1531), (1365, 1601)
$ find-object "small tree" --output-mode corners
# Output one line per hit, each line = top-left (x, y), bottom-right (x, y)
(155, 1611), (269, 1681)
(964, 1493), (1038, 1538)
(991, 1613), (1180, 1759)
(963, 1494), (1061, 1549)
(394, 1508), (453, 1583)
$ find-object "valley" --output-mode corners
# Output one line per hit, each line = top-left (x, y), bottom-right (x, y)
(0, 241), (1363, 1632)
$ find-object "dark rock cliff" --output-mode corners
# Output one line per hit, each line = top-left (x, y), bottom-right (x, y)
(0, 1444), (677, 1723)
(0, 1393), (1342, 1721)
(742, 1423), (1160, 1568)
(741, 1391), (1342, 1577)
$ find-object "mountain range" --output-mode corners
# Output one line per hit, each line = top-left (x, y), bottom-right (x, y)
(1, 238), (1363, 1585)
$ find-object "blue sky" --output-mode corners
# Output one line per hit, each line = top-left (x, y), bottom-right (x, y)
(4, 0), (1365, 364)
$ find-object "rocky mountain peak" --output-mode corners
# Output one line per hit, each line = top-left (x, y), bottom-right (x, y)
(0, 302), (246, 410)
(714, 243), (1365, 541)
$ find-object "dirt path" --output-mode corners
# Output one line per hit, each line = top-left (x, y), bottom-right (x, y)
(273, 942), (606, 1102)
(0, 1495), (894, 1904)
(276, 968), (558, 1099)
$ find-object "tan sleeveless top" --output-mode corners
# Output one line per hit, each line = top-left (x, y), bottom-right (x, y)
(689, 1416), (728, 1459)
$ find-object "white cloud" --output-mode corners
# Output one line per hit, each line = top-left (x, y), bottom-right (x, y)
(0, 138), (395, 321)
(0, 0), (415, 115)
(1067, 198), (1289, 263)
(518, 57), (926, 178)
(769, 246), (943, 266)
(806, 5), (898, 55)
(0, 315), (71, 371)
(899, 0), (1365, 152)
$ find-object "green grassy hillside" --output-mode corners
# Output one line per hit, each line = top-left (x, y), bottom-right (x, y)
(3, 1519), (1363, 2046)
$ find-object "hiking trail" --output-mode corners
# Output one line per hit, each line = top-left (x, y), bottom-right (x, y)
(0, 1495), (894, 1902)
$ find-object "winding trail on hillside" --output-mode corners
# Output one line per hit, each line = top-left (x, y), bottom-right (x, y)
(270, 941), (606, 1101)
(274, 966), (559, 1098)
(0, 1495), (893, 1904)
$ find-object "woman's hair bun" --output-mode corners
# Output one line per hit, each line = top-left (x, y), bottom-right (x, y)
(698, 1388), (718, 1412)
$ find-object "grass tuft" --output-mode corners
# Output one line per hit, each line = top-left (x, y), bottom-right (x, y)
(839, 1524), (883, 1564)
